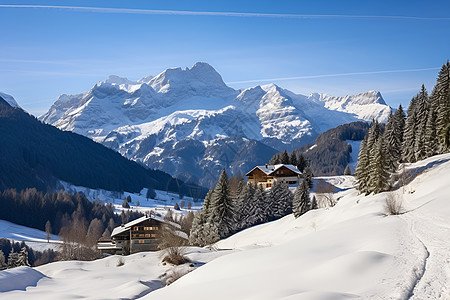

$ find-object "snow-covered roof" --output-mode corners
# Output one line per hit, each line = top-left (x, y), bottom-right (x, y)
(246, 164), (302, 176)
(111, 215), (181, 237)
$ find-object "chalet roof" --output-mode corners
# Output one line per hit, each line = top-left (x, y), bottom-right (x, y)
(111, 215), (181, 237)
(245, 164), (302, 176)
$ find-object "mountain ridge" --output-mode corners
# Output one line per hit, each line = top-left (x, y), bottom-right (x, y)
(39, 62), (391, 187)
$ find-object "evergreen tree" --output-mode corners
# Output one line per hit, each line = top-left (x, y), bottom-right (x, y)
(247, 185), (267, 226)
(289, 151), (297, 167)
(310, 195), (318, 210)
(121, 199), (130, 208)
(424, 104), (438, 157)
(434, 61), (450, 152)
(368, 138), (390, 194)
(344, 165), (352, 175)
(293, 179), (310, 218)
(393, 104), (406, 162)
(235, 183), (255, 230)
(209, 169), (234, 239)
(414, 85), (429, 161)
(174, 202), (180, 210)
(355, 136), (370, 194)
(7, 250), (19, 268)
(297, 153), (307, 172)
(303, 167), (314, 189)
(0, 250), (6, 270)
(383, 111), (397, 173)
(281, 150), (289, 164)
(146, 188), (156, 200)
(267, 182), (293, 219)
(403, 96), (418, 162)
(17, 247), (30, 267)
(126, 195), (132, 203)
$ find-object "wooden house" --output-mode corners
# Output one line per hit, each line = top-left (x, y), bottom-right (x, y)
(246, 164), (302, 188)
(97, 215), (187, 255)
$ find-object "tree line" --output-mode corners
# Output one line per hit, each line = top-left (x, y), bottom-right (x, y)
(189, 168), (316, 246)
(355, 61), (450, 194)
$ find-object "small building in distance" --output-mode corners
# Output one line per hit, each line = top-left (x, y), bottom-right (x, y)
(97, 215), (187, 255)
(246, 164), (302, 189)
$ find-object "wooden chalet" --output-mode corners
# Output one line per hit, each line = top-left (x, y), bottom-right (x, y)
(97, 215), (187, 255)
(246, 164), (302, 188)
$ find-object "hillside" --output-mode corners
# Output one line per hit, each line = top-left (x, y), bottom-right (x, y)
(0, 97), (194, 195)
(1, 153), (449, 299)
(39, 62), (391, 187)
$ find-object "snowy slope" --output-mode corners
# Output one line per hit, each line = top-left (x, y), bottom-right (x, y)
(0, 220), (61, 252)
(146, 153), (450, 299)
(1, 153), (449, 299)
(0, 92), (20, 108)
(39, 63), (391, 186)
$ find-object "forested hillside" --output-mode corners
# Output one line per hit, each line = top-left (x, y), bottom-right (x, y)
(0, 97), (195, 195)
(269, 122), (370, 176)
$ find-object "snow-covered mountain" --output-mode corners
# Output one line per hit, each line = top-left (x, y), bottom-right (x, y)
(0, 92), (20, 108)
(40, 62), (391, 186)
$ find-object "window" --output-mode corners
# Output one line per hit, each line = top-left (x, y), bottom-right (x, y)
(138, 240), (145, 244)
(151, 233), (157, 238)
(145, 234), (151, 238)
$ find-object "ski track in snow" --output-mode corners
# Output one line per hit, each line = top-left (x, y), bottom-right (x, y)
(402, 212), (450, 299)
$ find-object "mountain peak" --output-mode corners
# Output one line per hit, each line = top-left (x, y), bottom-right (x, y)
(104, 75), (136, 86)
(0, 92), (20, 108)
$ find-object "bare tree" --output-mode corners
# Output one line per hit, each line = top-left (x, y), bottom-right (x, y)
(45, 220), (52, 243)
(384, 192), (404, 215)
(315, 179), (336, 207)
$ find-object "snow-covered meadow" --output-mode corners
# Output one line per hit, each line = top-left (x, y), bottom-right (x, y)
(1, 153), (450, 299)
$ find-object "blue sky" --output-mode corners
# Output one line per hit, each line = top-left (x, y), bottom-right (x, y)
(1, 0), (449, 115)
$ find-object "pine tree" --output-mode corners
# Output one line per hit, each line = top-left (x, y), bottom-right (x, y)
(393, 104), (406, 162)
(310, 195), (318, 210)
(414, 85), (429, 161)
(281, 150), (289, 164)
(297, 153), (307, 172)
(434, 61), (450, 152)
(293, 179), (310, 218)
(235, 183), (255, 230)
(209, 169), (234, 239)
(247, 185), (267, 226)
(368, 138), (390, 194)
(146, 188), (156, 200)
(424, 104), (438, 157)
(355, 136), (370, 194)
(0, 250), (6, 270)
(344, 165), (351, 175)
(303, 167), (314, 189)
(289, 151), (297, 167)
(268, 182), (293, 219)
(121, 199), (130, 208)
(383, 111), (397, 173)
(17, 247), (30, 267)
(7, 250), (19, 269)
(403, 96), (418, 162)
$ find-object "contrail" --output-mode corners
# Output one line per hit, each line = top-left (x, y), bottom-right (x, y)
(226, 67), (440, 84)
(1, 5), (449, 21)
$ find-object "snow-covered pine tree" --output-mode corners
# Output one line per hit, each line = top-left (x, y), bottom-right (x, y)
(393, 104), (406, 162)
(344, 165), (352, 175)
(246, 185), (267, 226)
(7, 250), (19, 269)
(303, 167), (314, 189)
(235, 183), (255, 230)
(269, 182), (293, 219)
(383, 111), (398, 173)
(0, 250), (6, 270)
(425, 103), (438, 157)
(189, 189), (213, 246)
(403, 96), (418, 162)
(434, 61), (450, 153)
(414, 85), (429, 161)
(355, 136), (370, 194)
(209, 169), (234, 239)
(17, 247), (30, 267)
(368, 138), (390, 194)
(281, 150), (290, 164)
(293, 179), (310, 218)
